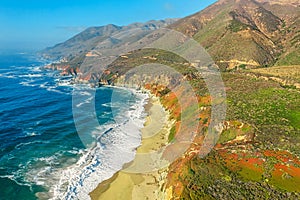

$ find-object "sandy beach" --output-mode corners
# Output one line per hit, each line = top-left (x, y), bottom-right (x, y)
(90, 95), (173, 200)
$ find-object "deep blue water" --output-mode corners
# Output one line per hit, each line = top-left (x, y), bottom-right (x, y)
(0, 54), (146, 199)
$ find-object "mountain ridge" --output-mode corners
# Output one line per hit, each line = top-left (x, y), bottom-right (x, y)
(40, 19), (177, 60)
(42, 0), (299, 74)
(169, 0), (299, 69)
(39, 1), (300, 199)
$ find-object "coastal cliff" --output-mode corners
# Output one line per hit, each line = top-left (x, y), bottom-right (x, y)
(41, 0), (300, 199)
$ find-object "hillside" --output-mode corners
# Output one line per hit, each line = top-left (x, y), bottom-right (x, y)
(169, 0), (300, 69)
(41, 1), (300, 199)
(41, 0), (299, 80)
(40, 19), (176, 60)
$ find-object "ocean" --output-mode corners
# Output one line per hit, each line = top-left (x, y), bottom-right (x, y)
(0, 53), (148, 199)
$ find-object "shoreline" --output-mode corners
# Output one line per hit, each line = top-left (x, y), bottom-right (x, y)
(41, 62), (172, 199)
(49, 84), (150, 199)
(90, 94), (173, 200)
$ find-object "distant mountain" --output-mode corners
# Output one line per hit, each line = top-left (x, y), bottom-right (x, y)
(39, 2), (300, 198)
(40, 19), (177, 60)
(169, 0), (299, 69)
(41, 0), (299, 82)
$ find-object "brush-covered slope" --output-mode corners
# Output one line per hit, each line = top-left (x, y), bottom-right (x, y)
(169, 0), (300, 70)
(41, 0), (299, 79)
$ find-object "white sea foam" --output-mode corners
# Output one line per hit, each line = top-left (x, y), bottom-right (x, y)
(15, 141), (49, 150)
(12, 85), (148, 199)
(40, 82), (65, 94)
(1, 73), (17, 79)
(27, 132), (37, 137)
(20, 80), (37, 87)
(76, 96), (94, 108)
(23, 131), (41, 137)
(57, 81), (72, 87)
(30, 67), (42, 72)
(19, 74), (43, 78)
(39, 82), (65, 94)
(0, 173), (33, 188)
(79, 91), (92, 96)
(101, 102), (111, 107)
(44, 89), (149, 200)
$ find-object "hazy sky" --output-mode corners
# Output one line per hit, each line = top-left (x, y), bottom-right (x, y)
(0, 0), (216, 51)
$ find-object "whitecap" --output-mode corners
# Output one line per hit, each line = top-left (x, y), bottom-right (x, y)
(31, 67), (42, 72)
(46, 88), (61, 93)
(7, 87), (148, 200)
(76, 102), (85, 108)
(15, 140), (49, 150)
(101, 102), (111, 107)
(47, 89), (149, 200)
(79, 91), (92, 96)
(25, 131), (41, 137)
(19, 74), (43, 78)
(20, 81), (37, 87)
(4, 75), (16, 79)
(57, 81), (72, 87)
(0, 174), (33, 188)
(39, 82), (49, 88)
(43, 86), (64, 94)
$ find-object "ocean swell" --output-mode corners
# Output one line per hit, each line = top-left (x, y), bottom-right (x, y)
(48, 90), (148, 200)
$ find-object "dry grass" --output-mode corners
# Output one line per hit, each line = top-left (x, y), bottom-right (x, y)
(250, 65), (300, 81)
